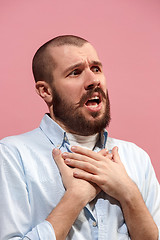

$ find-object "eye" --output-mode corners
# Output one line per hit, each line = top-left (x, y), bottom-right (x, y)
(91, 66), (101, 73)
(68, 69), (82, 76)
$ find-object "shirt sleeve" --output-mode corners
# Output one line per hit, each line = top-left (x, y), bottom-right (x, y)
(23, 221), (56, 240)
(142, 150), (160, 239)
(0, 142), (56, 240)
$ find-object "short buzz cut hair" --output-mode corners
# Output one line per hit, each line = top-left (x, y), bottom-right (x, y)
(32, 35), (88, 83)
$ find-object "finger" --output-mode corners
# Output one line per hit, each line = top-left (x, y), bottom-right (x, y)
(112, 146), (121, 163)
(73, 168), (100, 185)
(52, 148), (69, 174)
(71, 146), (94, 157)
(52, 149), (74, 191)
(98, 148), (108, 156)
(64, 158), (98, 174)
(64, 147), (112, 164)
(52, 148), (61, 162)
(62, 152), (100, 167)
(71, 146), (107, 162)
(98, 149), (113, 160)
(106, 153), (113, 160)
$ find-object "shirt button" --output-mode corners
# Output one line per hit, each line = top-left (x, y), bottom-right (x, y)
(64, 136), (68, 142)
(92, 221), (97, 227)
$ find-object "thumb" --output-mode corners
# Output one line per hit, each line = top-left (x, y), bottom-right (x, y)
(112, 146), (121, 163)
(98, 148), (109, 156)
(99, 148), (113, 160)
(52, 148), (64, 171)
(52, 148), (71, 178)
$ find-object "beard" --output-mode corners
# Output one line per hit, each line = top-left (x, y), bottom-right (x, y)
(51, 86), (111, 136)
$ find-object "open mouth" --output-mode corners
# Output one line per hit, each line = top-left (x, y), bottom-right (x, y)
(84, 94), (102, 110)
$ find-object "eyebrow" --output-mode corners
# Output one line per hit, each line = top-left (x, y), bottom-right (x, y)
(63, 60), (103, 75)
(90, 61), (103, 68)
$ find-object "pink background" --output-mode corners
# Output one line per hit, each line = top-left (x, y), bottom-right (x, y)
(1, 0), (160, 181)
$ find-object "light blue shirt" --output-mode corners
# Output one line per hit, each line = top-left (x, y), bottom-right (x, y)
(0, 114), (160, 240)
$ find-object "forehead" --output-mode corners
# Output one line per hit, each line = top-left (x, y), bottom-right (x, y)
(49, 43), (100, 70)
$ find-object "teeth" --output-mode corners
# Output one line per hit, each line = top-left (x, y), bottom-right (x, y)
(90, 104), (98, 107)
(89, 96), (99, 100)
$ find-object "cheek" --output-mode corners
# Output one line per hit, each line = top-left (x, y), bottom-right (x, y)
(62, 85), (82, 103)
(62, 82), (83, 98)
(100, 76), (107, 90)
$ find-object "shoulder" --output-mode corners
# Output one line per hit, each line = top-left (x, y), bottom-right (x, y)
(0, 129), (39, 164)
(0, 127), (53, 172)
(106, 136), (152, 174)
(107, 136), (149, 157)
(106, 137), (156, 192)
(0, 128), (41, 148)
(0, 127), (52, 159)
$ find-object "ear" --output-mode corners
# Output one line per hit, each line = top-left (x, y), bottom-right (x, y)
(35, 81), (53, 105)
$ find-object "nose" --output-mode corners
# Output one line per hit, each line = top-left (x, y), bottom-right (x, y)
(84, 70), (100, 90)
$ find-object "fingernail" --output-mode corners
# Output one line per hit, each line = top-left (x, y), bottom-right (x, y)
(64, 158), (70, 164)
(73, 171), (78, 177)
(105, 149), (109, 153)
(71, 146), (77, 151)
(62, 152), (69, 158)
(52, 148), (60, 156)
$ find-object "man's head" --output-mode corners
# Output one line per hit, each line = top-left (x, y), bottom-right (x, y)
(32, 35), (88, 84)
(33, 35), (111, 135)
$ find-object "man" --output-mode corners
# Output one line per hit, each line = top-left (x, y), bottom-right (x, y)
(0, 35), (160, 240)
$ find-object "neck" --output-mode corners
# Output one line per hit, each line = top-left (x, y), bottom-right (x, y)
(49, 110), (72, 133)
(66, 132), (99, 150)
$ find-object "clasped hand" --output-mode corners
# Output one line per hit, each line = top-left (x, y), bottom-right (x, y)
(53, 146), (134, 204)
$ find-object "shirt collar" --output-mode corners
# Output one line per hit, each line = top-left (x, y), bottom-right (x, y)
(39, 114), (67, 148)
(39, 113), (108, 150)
(94, 129), (108, 151)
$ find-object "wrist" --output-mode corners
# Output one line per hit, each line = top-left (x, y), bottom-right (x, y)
(119, 181), (141, 209)
(46, 189), (87, 240)
(65, 189), (89, 207)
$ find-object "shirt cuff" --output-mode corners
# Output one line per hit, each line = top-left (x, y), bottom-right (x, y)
(23, 220), (56, 240)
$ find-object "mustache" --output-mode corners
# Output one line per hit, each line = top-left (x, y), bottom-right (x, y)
(76, 87), (107, 107)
